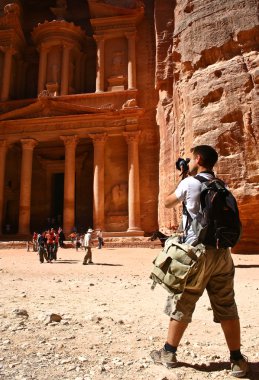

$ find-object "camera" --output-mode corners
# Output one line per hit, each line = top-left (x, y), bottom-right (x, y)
(176, 157), (190, 173)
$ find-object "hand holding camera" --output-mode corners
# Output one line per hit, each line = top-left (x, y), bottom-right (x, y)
(176, 157), (190, 178)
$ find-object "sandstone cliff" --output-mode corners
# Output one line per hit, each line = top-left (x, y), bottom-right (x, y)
(154, 0), (259, 253)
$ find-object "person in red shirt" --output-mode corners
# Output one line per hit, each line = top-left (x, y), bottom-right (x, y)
(45, 228), (55, 262)
(53, 230), (59, 260)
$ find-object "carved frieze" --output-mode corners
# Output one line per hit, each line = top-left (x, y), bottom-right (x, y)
(101, 1), (144, 9)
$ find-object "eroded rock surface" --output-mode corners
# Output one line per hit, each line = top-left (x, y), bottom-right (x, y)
(155, 0), (259, 253)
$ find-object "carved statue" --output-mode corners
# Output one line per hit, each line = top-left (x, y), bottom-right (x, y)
(122, 98), (137, 108)
(111, 51), (124, 76)
(105, 183), (128, 215)
(4, 2), (21, 15)
(51, 64), (59, 83)
(56, 0), (67, 8)
(50, 0), (68, 20)
(38, 90), (51, 98)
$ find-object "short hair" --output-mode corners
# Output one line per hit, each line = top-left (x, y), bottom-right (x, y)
(191, 145), (218, 169)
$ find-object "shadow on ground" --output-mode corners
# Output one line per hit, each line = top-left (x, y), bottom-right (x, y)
(54, 260), (80, 264)
(89, 263), (123, 267)
(176, 360), (259, 379)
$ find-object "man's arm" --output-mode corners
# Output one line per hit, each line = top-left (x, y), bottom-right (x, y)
(165, 170), (189, 208)
(164, 189), (180, 208)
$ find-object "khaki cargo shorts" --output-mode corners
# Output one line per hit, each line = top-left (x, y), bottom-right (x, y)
(164, 247), (239, 323)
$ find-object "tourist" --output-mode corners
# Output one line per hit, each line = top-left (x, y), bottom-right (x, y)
(80, 234), (84, 250)
(150, 145), (248, 378)
(53, 229), (59, 260)
(82, 228), (94, 265)
(58, 227), (65, 247)
(75, 233), (81, 251)
(38, 232), (47, 263)
(32, 232), (38, 252)
(69, 231), (77, 246)
(45, 228), (55, 262)
(96, 229), (104, 249)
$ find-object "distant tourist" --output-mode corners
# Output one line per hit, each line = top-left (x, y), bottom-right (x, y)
(32, 232), (38, 252)
(38, 232), (47, 263)
(58, 227), (65, 247)
(53, 230), (59, 260)
(82, 228), (94, 265)
(45, 228), (55, 263)
(96, 229), (104, 249)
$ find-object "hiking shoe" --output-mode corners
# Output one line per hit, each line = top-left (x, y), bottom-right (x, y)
(150, 348), (177, 368)
(231, 356), (249, 378)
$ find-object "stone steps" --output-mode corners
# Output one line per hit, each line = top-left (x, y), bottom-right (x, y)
(0, 237), (162, 249)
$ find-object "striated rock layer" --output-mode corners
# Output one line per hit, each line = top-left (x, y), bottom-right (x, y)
(154, 0), (259, 253)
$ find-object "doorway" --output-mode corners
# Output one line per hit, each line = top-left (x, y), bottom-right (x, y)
(52, 173), (64, 226)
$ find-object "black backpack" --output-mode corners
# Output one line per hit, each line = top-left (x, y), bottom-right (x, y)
(189, 175), (242, 248)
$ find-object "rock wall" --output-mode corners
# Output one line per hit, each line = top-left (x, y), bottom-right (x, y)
(154, 0), (259, 253)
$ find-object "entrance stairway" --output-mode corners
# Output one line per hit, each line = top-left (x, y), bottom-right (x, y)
(0, 234), (162, 249)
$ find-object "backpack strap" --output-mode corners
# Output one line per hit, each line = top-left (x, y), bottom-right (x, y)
(195, 175), (208, 183)
(195, 171), (215, 183)
(182, 173), (215, 242)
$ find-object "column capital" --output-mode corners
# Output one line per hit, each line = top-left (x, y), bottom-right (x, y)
(123, 130), (141, 144)
(1, 46), (17, 56)
(60, 135), (79, 146)
(20, 138), (38, 150)
(62, 43), (73, 51)
(39, 43), (50, 53)
(125, 31), (137, 40)
(0, 140), (7, 149)
(89, 133), (108, 144)
(93, 35), (105, 43)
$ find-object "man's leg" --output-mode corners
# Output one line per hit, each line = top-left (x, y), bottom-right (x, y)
(221, 319), (240, 351)
(49, 244), (54, 261)
(83, 247), (90, 264)
(43, 249), (48, 262)
(221, 319), (248, 377)
(39, 248), (44, 263)
(167, 319), (188, 347)
(46, 244), (50, 261)
(88, 248), (93, 263)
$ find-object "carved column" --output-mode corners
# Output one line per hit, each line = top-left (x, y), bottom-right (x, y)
(61, 44), (71, 95)
(94, 36), (105, 92)
(1, 47), (15, 101)
(21, 62), (28, 99)
(80, 53), (87, 93)
(75, 50), (82, 93)
(123, 131), (141, 231)
(60, 135), (78, 234)
(126, 32), (137, 90)
(0, 140), (8, 233)
(89, 133), (107, 230)
(18, 139), (38, 235)
(37, 44), (48, 94)
(16, 58), (23, 98)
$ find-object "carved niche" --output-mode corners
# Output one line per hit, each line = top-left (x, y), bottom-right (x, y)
(105, 182), (128, 231)
(105, 37), (127, 91)
(105, 182), (128, 215)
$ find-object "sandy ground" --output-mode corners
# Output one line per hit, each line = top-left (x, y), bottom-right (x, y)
(0, 246), (258, 380)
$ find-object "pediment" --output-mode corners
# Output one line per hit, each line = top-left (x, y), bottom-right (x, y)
(0, 97), (113, 121)
(88, 0), (144, 18)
